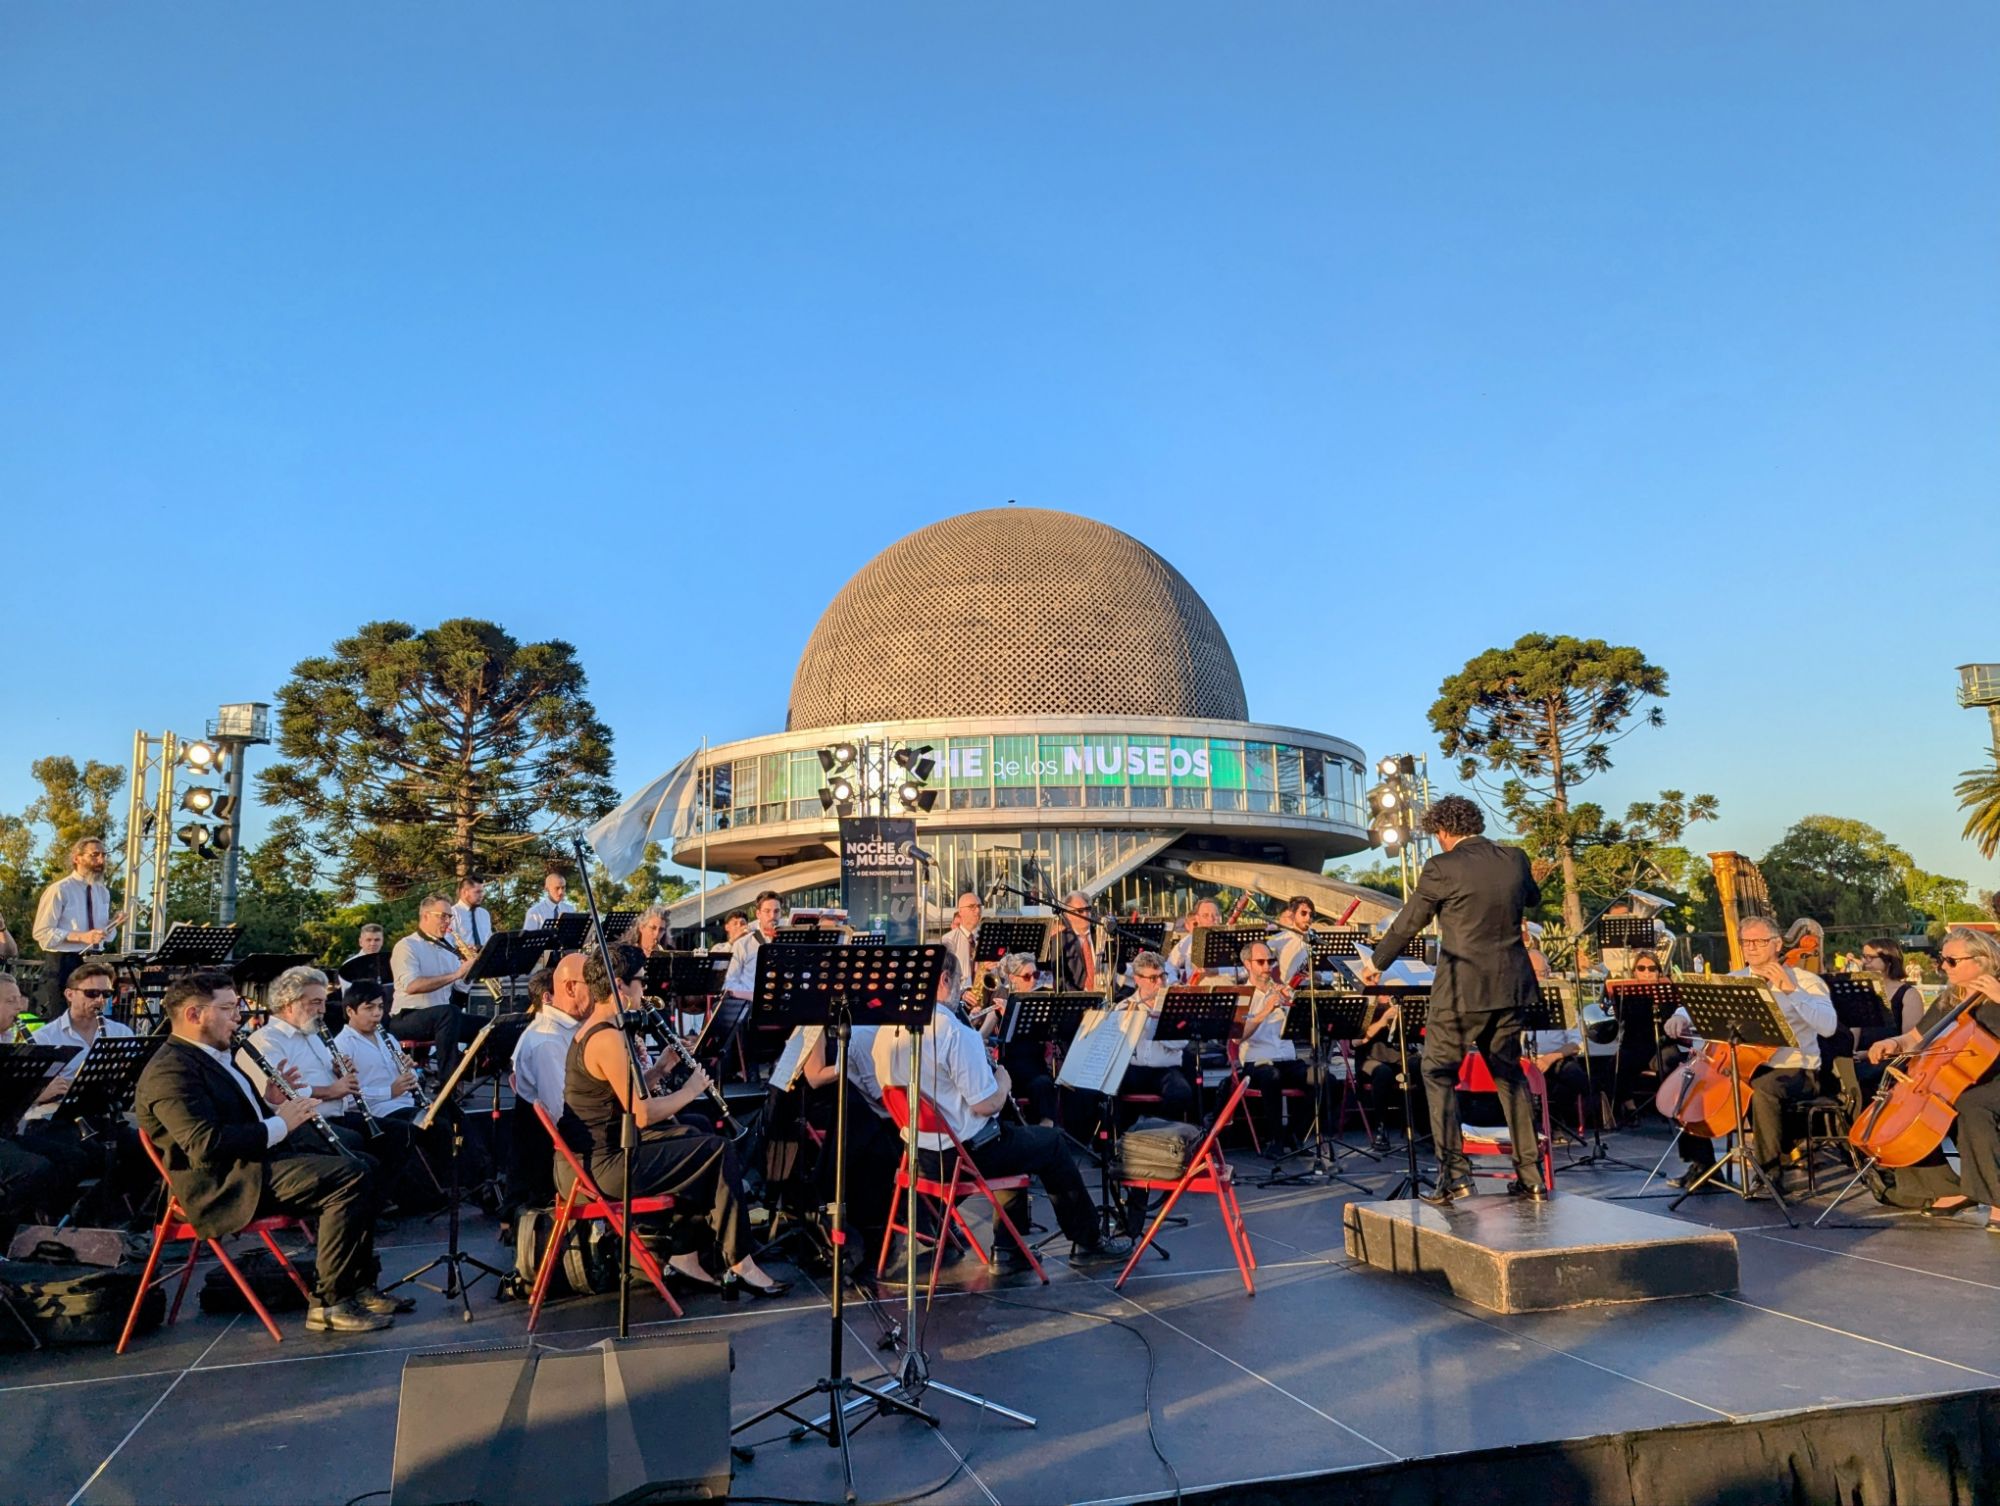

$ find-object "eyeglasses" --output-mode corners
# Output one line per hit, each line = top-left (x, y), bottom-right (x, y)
(1135, 972), (1165, 982)
(73, 988), (115, 1000)
(201, 1000), (246, 1014)
(1940, 953), (1975, 967)
(1632, 964), (1661, 974)
(1741, 935), (1779, 947)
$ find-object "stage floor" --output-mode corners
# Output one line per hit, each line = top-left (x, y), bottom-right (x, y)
(12, 1124), (2000, 1506)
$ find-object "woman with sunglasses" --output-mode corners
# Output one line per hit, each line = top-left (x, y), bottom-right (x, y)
(1860, 928), (2000, 1225)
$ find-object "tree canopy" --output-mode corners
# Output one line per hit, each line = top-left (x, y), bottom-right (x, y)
(258, 618), (618, 898)
(1759, 815), (1986, 938)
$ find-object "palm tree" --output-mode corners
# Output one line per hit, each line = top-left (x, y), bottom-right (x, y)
(1954, 756), (2000, 859)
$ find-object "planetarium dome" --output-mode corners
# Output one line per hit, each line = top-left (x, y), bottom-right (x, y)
(786, 507), (1249, 730)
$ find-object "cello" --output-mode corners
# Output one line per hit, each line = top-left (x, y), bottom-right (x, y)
(1656, 1038), (1779, 1138)
(1849, 994), (2000, 1169)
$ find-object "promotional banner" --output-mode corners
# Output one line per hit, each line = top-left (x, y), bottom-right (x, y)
(839, 816), (920, 943)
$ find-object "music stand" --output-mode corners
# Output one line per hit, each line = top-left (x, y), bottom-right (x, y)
(974, 920), (1049, 964)
(1261, 989), (1374, 1192)
(385, 1015), (516, 1318)
(0, 1046), (76, 1134)
(1667, 978), (1797, 1224)
(1110, 921), (1167, 974)
(1310, 929), (1367, 969)
(150, 923), (240, 973)
(1194, 926), (1265, 974)
(1000, 992), (1097, 1054)
(49, 1035), (164, 1128)
(459, 930), (544, 1014)
(336, 953), (395, 993)
(1825, 976), (1891, 1047)
(1598, 916), (1659, 950)
(731, 943), (945, 1503)
(232, 954), (313, 1018)
(542, 913), (590, 950)
(846, 932), (885, 946)
(776, 926), (841, 945)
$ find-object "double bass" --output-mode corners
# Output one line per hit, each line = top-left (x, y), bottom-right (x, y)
(1848, 994), (2000, 1169)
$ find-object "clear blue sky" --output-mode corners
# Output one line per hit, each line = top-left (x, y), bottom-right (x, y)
(3, 4), (1996, 893)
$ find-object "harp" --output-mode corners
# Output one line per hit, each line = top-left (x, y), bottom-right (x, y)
(1706, 851), (1775, 971)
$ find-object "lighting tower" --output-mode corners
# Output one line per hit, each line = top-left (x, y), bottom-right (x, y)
(1366, 753), (1433, 899)
(208, 703), (271, 923)
(1958, 664), (2000, 758)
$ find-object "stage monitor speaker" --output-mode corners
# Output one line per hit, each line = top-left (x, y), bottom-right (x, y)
(390, 1333), (732, 1505)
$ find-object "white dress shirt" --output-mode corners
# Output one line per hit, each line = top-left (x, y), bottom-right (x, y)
(872, 1010), (998, 1150)
(24, 1012), (135, 1120)
(524, 898), (572, 930)
(1238, 983), (1296, 1065)
(512, 1009), (580, 1114)
(1665, 966), (1838, 1072)
(241, 1017), (350, 1115)
(197, 1042), (288, 1148)
(1122, 993), (1188, 1070)
(847, 1025), (890, 1117)
(392, 931), (465, 1014)
(1270, 929), (1312, 988)
(450, 903), (493, 949)
(32, 876), (118, 954)
(336, 1024), (417, 1117)
(722, 924), (779, 998)
(943, 927), (977, 998)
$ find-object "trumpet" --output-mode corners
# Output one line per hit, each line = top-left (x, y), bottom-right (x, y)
(316, 1024), (383, 1139)
(232, 1030), (355, 1159)
(383, 1028), (431, 1110)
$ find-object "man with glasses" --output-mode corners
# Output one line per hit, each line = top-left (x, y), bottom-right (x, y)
(136, 971), (397, 1333)
(1861, 927), (2000, 1226)
(1661, 917), (1836, 1191)
(1116, 951), (1195, 1120)
(1239, 941), (1306, 1146)
(27, 961), (134, 1117)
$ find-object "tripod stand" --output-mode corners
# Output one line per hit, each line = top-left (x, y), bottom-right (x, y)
(384, 1017), (513, 1320)
(1377, 988), (1436, 1201)
(1258, 989), (1373, 1194)
(1663, 978), (1798, 1228)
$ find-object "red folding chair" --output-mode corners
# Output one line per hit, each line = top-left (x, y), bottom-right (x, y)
(529, 1104), (683, 1330)
(1329, 1039), (1374, 1139)
(1230, 1040), (1310, 1155)
(1456, 1053), (1556, 1190)
(118, 1133), (315, 1353)
(1117, 1075), (1256, 1295)
(876, 1086), (1048, 1298)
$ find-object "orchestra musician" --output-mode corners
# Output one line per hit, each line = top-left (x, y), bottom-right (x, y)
(509, 961), (584, 1211)
(720, 892), (783, 1003)
(623, 904), (672, 960)
(717, 911), (749, 953)
(449, 877), (494, 1001)
(523, 869), (574, 930)
(28, 959), (135, 1103)
(242, 967), (422, 1193)
(1858, 927), (2000, 1223)
(1269, 897), (1317, 987)
(1361, 795), (1547, 1202)
(872, 952), (1124, 1263)
(31, 836), (123, 1011)
(135, 970), (405, 1334)
(943, 892), (984, 1005)
(1167, 898), (1222, 984)
(1114, 951), (1196, 1121)
(1660, 914), (1836, 1192)
(389, 895), (482, 1082)
(1238, 941), (1306, 1146)
(0, 974), (91, 1233)
(987, 952), (1058, 1125)
(1350, 999), (1410, 1154)
(559, 945), (789, 1297)
(1850, 938), (1928, 1090)
(337, 924), (394, 1000)
(1055, 890), (1100, 993)
(17, 960), (148, 1214)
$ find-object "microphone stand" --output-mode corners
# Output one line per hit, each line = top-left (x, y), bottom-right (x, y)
(571, 834), (650, 1340)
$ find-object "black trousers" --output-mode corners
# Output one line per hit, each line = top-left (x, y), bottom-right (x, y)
(1952, 1072), (2000, 1209)
(1000, 1040), (1058, 1125)
(1121, 1059), (1197, 1122)
(335, 1110), (437, 1209)
(0, 1136), (62, 1224)
(389, 1003), (478, 1082)
(578, 1123), (751, 1268)
(257, 1150), (378, 1303)
(41, 952), (86, 1014)
(923, 1121), (1099, 1248)
(1422, 1007), (1542, 1189)
(1243, 1058), (1309, 1142)
(1678, 1065), (1819, 1172)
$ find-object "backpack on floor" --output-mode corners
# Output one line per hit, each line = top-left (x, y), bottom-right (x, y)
(1117, 1119), (1203, 1182)
(197, 1246), (314, 1315)
(0, 1254), (163, 1346)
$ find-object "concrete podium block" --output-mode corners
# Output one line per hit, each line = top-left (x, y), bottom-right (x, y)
(1342, 1193), (1738, 1313)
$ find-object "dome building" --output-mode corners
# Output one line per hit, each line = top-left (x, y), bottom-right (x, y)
(662, 507), (1392, 925)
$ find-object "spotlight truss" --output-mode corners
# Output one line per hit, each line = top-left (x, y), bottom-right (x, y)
(815, 739), (939, 817)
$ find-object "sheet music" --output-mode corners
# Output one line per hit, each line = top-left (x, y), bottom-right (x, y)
(773, 1025), (826, 1091)
(1056, 1007), (1145, 1095)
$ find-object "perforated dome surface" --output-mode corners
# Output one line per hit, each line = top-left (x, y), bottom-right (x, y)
(787, 508), (1248, 730)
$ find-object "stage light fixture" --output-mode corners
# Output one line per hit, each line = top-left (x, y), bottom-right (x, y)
(1377, 788), (1400, 810)
(1377, 756), (1400, 777)
(182, 740), (218, 771)
(893, 744), (937, 782)
(818, 742), (859, 774)
(176, 822), (217, 856)
(180, 786), (217, 815)
(829, 776), (856, 805)
(1380, 824), (1403, 848)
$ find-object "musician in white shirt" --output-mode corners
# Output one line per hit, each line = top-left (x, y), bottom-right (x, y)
(872, 954), (1118, 1260)
(335, 989), (421, 1121)
(523, 871), (573, 930)
(1167, 898), (1225, 985)
(1268, 897), (1316, 988)
(508, 959), (590, 1209)
(390, 895), (480, 1080)
(721, 892), (783, 999)
(23, 961), (158, 1211)
(1115, 951), (1195, 1119)
(942, 892), (983, 1004)
(27, 960), (136, 1123)
(31, 836), (122, 1010)
(449, 878), (494, 973)
(1237, 941), (1306, 1145)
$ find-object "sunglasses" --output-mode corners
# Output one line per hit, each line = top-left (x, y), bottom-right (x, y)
(73, 988), (115, 1000)
(1941, 954), (1974, 967)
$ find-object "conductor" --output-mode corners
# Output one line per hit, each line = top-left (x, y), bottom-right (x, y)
(1360, 795), (1546, 1203)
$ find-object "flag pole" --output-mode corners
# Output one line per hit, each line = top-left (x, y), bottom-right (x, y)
(698, 737), (709, 935)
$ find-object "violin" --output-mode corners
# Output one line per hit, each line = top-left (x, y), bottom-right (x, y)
(1849, 994), (2000, 1169)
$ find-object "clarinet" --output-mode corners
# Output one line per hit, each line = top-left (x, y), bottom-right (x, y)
(316, 1024), (383, 1139)
(231, 1030), (354, 1158)
(382, 1029), (432, 1110)
(632, 998), (744, 1138)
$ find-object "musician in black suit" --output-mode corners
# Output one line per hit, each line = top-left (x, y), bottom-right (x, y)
(135, 970), (405, 1334)
(1362, 796), (1546, 1202)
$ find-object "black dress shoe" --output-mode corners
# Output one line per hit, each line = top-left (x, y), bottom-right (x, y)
(1420, 1181), (1473, 1206)
(1507, 1180), (1549, 1201)
(1070, 1234), (1133, 1264)
(720, 1273), (792, 1302)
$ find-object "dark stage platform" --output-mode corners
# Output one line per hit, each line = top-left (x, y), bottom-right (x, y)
(11, 1123), (2000, 1505)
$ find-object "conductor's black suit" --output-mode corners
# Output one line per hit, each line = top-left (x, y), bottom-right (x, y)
(135, 1036), (379, 1303)
(1369, 836), (1546, 1191)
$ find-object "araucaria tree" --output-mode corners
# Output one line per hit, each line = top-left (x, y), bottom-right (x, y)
(1429, 634), (1671, 933)
(259, 619), (618, 897)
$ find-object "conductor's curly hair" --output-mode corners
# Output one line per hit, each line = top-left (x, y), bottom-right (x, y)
(1422, 795), (1486, 838)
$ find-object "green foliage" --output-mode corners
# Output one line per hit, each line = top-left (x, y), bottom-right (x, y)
(258, 618), (618, 899)
(1530, 790), (1720, 930)
(1430, 633), (1671, 932)
(0, 756), (128, 958)
(1323, 859), (1405, 900)
(1760, 815), (1985, 937)
(1955, 755), (2000, 861)
(588, 843), (695, 911)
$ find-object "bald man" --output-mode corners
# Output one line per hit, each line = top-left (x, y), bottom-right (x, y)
(509, 956), (593, 1209)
